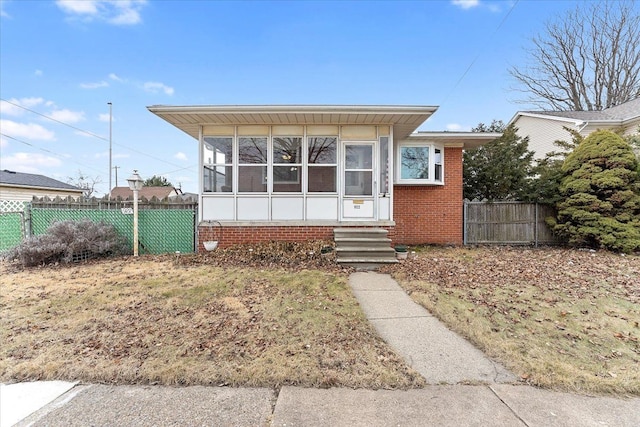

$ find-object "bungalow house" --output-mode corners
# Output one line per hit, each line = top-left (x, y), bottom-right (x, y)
(0, 170), (84, 202)
(509, 97), (640, 160)
(148, 105), (498, 254)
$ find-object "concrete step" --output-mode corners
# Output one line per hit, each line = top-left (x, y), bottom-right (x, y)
(334, 237), (392, 248)
(336, 247), (396, 258)
(337, 257), (399, 268)
(334, 228), (396, 269)
(334, 228), (388, 240)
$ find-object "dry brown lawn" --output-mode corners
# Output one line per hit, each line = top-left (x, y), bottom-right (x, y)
(382, 246), (640, 396)
(3, 242), (639, 396)
(0, 247), (424, 389)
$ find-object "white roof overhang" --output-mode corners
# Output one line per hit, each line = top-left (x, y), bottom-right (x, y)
(147, 105), (438, 142)
(407, 132), (502, 149)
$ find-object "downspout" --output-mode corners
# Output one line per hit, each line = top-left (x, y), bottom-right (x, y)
(576, 121), (589, 134)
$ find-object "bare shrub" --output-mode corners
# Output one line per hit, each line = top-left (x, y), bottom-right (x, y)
(3, 219), (129, 267)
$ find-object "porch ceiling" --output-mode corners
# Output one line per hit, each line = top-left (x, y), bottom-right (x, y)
(147, 105), (438, 141)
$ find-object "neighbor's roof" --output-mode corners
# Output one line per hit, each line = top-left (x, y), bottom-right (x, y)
(109, 186), (180, 200)
(510, 97), (640, 125)
(0, 170), (83, 192)
(147, 104), (439, 142)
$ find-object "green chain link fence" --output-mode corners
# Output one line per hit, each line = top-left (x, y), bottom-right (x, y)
(31, 208), (196, 254)
(1, 197), (197, 254)
(0, 201), (28, 252)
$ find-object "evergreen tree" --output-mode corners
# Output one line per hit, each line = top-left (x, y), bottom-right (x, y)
(464, 122), (535, 201)
(529, 128), (584, 205)
(548, 130), (640, 252)
(143, 175), (173, 187)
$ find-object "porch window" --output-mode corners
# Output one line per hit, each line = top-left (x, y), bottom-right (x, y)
(396, 142), (444, 185)
(203, 137), (233, 192)
(307, 137), (337, 192)
(238, 137), (268, 192)
(273, 137), (302, 192)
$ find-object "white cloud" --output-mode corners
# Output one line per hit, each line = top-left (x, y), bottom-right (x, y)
(0, 119), (56, 141)
(56, 0), (99, 15)
(80, 80), (109, 89)
(35, 69), (43, 77)
(98, 113), (115, 122)
(143, 81), (174, 96)
(0, 134), (7, 148)
(174, 152), (188, 161)
(446, 123), (464, 131)
(1, 152), (62, 173)
(49, 109), (85, 123)
(1, 0), (12, 18)
(451, 0), (480, 10)
(56, 0), (147, 26)
(0, 97), (45, 116)
(109, 73), (123, 82)
(109, 5), (141, 25)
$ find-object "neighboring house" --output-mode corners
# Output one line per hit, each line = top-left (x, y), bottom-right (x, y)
(148, 105), (499, 248)
(510, 97), (640, 160)
(109, 186), (181, 200)
(0, 170), (84, 201)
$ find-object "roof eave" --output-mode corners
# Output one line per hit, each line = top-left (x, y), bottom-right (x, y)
(408, 131), (501, 149)
(147, 104), (439, 141)
(0, 183), (84, 193)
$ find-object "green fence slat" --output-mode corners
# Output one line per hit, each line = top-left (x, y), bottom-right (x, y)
(0, 212), (24, 251)
(30, 207), (195, 254)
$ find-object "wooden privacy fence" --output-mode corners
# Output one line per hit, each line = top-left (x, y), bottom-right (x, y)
(463, 201), (561, 246)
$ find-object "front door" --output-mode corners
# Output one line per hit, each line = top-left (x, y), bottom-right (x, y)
(342, 142), (376, 219)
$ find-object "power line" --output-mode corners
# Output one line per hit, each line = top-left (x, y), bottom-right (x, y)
(1, 98), (109, 142)
(440, 0), (520, 106)
(1, 98), (198, 172)
(0, 132), (104, 176)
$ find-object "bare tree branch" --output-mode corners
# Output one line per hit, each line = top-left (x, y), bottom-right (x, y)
(510, 0), (640, 111)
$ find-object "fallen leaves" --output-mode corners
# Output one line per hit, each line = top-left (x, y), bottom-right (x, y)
(383, 246), (640, 395)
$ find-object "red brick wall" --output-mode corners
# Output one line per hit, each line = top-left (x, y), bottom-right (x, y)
(198, 225), (392, 250)
(197, 147), (464, 249)
(392, 147), (463, 245)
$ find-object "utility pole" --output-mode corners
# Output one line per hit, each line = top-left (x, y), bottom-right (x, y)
(113, 166), (120, 187)
(108, 102), (113, 199)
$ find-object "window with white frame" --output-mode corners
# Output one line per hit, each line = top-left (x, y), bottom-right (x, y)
(396, 142), (444, 184)
(238, 137), (268, 192)
(273, 137), (302, 192)
(307, 137), (337, 192)
(203, 137), (233, 192)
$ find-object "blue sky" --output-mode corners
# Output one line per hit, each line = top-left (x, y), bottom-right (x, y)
(1, 0), (590, 195)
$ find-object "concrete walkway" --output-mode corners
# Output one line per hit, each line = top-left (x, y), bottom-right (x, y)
(2, 272), (639, 426)
(349, 271), (515, 384)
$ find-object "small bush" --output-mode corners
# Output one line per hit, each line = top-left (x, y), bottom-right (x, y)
(3, 219), (129, 267)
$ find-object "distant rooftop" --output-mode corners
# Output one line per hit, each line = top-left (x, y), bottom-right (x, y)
(521, 97), (640, 122)
(0, 170), (82, 191)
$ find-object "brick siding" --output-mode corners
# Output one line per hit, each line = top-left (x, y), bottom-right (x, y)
(392, 147), (463, 245)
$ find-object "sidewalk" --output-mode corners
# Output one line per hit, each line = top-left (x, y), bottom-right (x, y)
(3, 381), (639, 426)
(2, 272), (639, 426)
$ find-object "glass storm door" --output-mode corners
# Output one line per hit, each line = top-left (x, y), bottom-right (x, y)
(343, 142), (375, 219)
